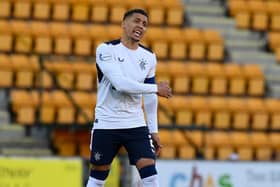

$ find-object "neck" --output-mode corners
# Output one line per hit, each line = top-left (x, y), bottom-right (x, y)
(121, 36), (139, 50)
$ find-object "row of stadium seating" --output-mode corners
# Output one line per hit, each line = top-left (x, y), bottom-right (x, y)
(159, 96), (280, 130)
(0, 0), (184, 26)
(159, 129), (280, 160)
(10, 89), (280, 130)
(0, 54), (263, 96)
(268, 32), (280, 62)
(0, 20), (224, 60)
(228, 0), (280, 31)
(51, 128), (280, 161)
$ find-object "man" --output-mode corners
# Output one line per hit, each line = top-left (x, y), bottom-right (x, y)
(86, 9), (172, 187)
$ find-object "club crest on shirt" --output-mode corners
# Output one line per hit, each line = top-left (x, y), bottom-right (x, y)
(118, 57), (124, 62)
(139, 58), (147, 71)
(99, 53), (112, 61)
(94, 152), (102, 161)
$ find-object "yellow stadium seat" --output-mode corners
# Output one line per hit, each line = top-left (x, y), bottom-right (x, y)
(0, 0), (11, 18)
(230, 132), (250, 148)
(267, 1), (280, 30)
(247, 98), (269, 130)
(70, 23), (92, 56)
(185, 131), (204, 149)
(0, 20), (12, 52)
(11, 90), (37, 125)
(265, 98), (280, 130)
(225, 63), (246, 96)
(270, 14), (280, 31)
(165, 3), (184, 26)
(178, 145), (195, 160)
(155, 61), (171, 84)
(108, 0), (127, 23)
(238, 147), (253, 161)
(228, 98), (249, 129)
(72, 1), (90, 21)
(171, 96), (192, 126)
(31, 22), (52, 54)
(146, 27), (168, 59)
(13, 0), (32, 19)
(209, 97), (230, 129)
(249, 0), (268, 31)
(0, 54), (13, 88)
(269, 133), (280, 149)
(37, 91), (56, 124)
(107, 25), (123, 40)
(146, 1), (165, 25)
(35, 60), (54, 89)
(268, 32), (280, 52)
(52, 130), (77, 156)
(204, 146), (215, 160)
(52, 0), (70, 21)
(11, 55), (39, 88)
(228, 0), (247, 17)
(91, 0), (109, 23)
(217, 147), (234, 160)
(11, 21), (32, 53)
(52, 61), (74, 90)
(168, 61), (189, 94)
(73, 61), (96, 91)
(166, 28), (187, 60)
(88, 24), (108, 52)
(207, 63), (227, 95)
(185, 29), (206, 61)
(158, 96), (173, 126)
(203, 29), (224, 61)
(53, 90), (75, 124)
(276, 48), (280, 63)
(33, 1), (51, 20)
(51, 23), (72, 55)
(236, 12), (250, 29)
(192, 96), (211, 128)
(243, 64), (264, 96)
(188, 62), (209, 94)
(206, 131), (230, 148)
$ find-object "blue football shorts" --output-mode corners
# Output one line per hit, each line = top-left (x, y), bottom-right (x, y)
(90, 126), (156, 165)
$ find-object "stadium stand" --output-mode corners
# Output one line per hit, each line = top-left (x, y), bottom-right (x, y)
(1, 2), (280, 186)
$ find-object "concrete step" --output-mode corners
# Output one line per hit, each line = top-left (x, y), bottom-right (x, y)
(0, 89), (8, 109)
(0, 124), (25, 138)
(0, 136), (49, 148)
(226, 39), (265, 50)
(184, 0), (222, 5)
(1, 148), (53, 157)
(0, 110), (10, 124)
(230, 51), (276, 64)
(267, 84), (280, 98)
(189, 15), (236, 29)
(186, 4), (225, 16)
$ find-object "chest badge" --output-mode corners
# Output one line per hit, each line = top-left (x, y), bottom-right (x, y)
(118, 57), (124, 62)
(139, 58), (147, 71)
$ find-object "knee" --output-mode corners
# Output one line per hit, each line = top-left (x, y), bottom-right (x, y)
(89, 164), (110, 181)
(136, 158), (155, 170)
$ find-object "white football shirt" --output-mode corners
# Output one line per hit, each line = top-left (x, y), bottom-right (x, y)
(93, 40), (158, 130)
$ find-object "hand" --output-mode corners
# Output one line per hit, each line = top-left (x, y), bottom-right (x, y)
(157, 81), (172, 98)
(151, 133), (162, 156)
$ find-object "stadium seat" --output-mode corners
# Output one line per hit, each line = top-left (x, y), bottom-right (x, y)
(38, 91), (56, 124)
(52, 130), (77, 156)
(73, 61), (96, 91)
(225, 63), (246, 96)
(251, 132), (271, 160)
(228, 0), (247, 17)
(192, 96), (211, 128)
(32, 22), (52, 54)
(158, 96), (173, 126)
(265, 98), (280, 130)
(52, 0), (70, 21)
(13, 0), (32, 19)
(270, 14), (280, 31)
(0, 20), (13, 52)
(11, 55), (39, 88)
(228, 98), (249, 129)
(88, 24), (108, 52)
(155, 62), (171, 84)
(11, 90), (37, 125)
(146, 1), (165, 25)
(108, 0), (127, 23)
(185, 29), (206, 61)
(207, 63), (227, 95)
(72, 91), (96, 124)
(70, 24), (92, 56)
(146, 27), (168, 59)
(238, 147), (253, 161)
(249, 0), (268, 31)
(0, 0), (11, 18)
(33, 1), (51, 20)
(171, 96), (192, 126)
(166, 28), (188, 60)
(178, 145), (195, 160)
(203, 30), (224, 61)
(168, 61), (189, 94)
(35, 60), (54, 89)
(11, 21), (32, 53)
(72, 1), (90, 21)
(0, 54), (13, 88)
(236, 12), (250, 29)
(247, 98), (269, 130)
(91, 0), (109, 23)
(165, 2), (184, 26)
(268, 32), (280, 52)
(52, 61), (75, 90)
(53, 90), (75, 124)
(217, 147), (234, 160)
(267, 1), (280, 31)
(158, 130), (177, 159)
(188, 62), (209, 94)
(51, 23), (72, 55)
(243, 64), (264, 96)
(209, 97), (230, 129)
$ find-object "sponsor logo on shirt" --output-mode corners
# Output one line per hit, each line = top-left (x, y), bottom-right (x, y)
(99, 53), (112, 61)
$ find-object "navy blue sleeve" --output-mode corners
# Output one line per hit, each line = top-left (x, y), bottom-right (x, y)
(144, 77), (156, 84)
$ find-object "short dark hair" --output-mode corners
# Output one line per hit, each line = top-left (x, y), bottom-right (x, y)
(122, 8), (148, 21)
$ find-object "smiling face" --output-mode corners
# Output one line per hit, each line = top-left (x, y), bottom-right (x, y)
(122, 12), (148, 43)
